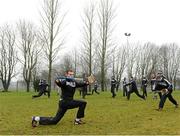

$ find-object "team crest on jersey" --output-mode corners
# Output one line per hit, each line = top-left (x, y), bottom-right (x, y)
(66, 81), (76, 87)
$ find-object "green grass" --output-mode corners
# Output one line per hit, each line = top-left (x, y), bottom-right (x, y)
(0, 90), (180, 135)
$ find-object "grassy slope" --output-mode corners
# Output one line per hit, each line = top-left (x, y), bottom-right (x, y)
(0, 90), (180, 135)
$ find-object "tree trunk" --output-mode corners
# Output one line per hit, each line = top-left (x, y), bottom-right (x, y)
(173, 77), (176, 91)
(26, 81), (30, 92)
(101, 58), (105, 91)
(48, 58), (52, 92)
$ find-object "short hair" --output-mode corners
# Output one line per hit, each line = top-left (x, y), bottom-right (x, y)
(66, 69), (74, 73)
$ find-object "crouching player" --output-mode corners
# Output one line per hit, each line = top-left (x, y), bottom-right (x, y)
(32, 70), (94, 127)
(155, 71), (178, 111)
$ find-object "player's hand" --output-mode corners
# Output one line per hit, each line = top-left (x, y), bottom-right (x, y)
(87, 74), (95, 84)
(165, 89), (169, 94)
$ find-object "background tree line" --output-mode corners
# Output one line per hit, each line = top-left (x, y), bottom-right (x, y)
(0, 0), (180, 92)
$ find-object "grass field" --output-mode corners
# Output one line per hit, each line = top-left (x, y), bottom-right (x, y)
(0, 90), (180, 135)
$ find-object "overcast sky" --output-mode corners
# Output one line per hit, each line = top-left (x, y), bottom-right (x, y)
(0, 0), (180, 51)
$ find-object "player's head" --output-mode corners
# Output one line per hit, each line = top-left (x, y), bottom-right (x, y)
(156, 71), (163, 80)
(65, 70), (74, 78)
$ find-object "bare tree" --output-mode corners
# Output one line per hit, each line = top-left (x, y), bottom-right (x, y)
(147, 44), (159, 78)
(61, 55), (73, 73)
(134, 44), (141, 79)
(115, 45), (127, 91)
(127, 43), (162, 80)
(92, 46), (101, 81)
(79, 53), (89, 74)
(158, 45), (169, 79)
(71, 47), (79, 77)
(112, 51), (116, 76)
(39, 0), (66, 92)
(138, 42), (155, 79)
(82, 2), (95, 74)
(52, 55), (73, 79)
(81, 2), (96, 91)
(126, 44), (138, 79)
(40, 69), (49, 80)
(162, 43), (180, 90)
(17, 20), (40, 92)
(97, 0), (116, 91)
(0, 25), (17, 92)
(150, 43), (180, 90)
(32, 61), (42, 92)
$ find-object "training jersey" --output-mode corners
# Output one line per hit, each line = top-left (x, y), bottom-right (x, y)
(142, 78), (148, 87)
(55, 76), (88, 100)
(125, 80), (138, 91)
(155, 78), (172, 91)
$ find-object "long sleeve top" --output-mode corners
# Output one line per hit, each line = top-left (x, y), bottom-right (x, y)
(55, 76), (88, 100)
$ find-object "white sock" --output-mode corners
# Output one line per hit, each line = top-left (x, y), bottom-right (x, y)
(75, 118), (80, 121)
(35, 116), (40, 121)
